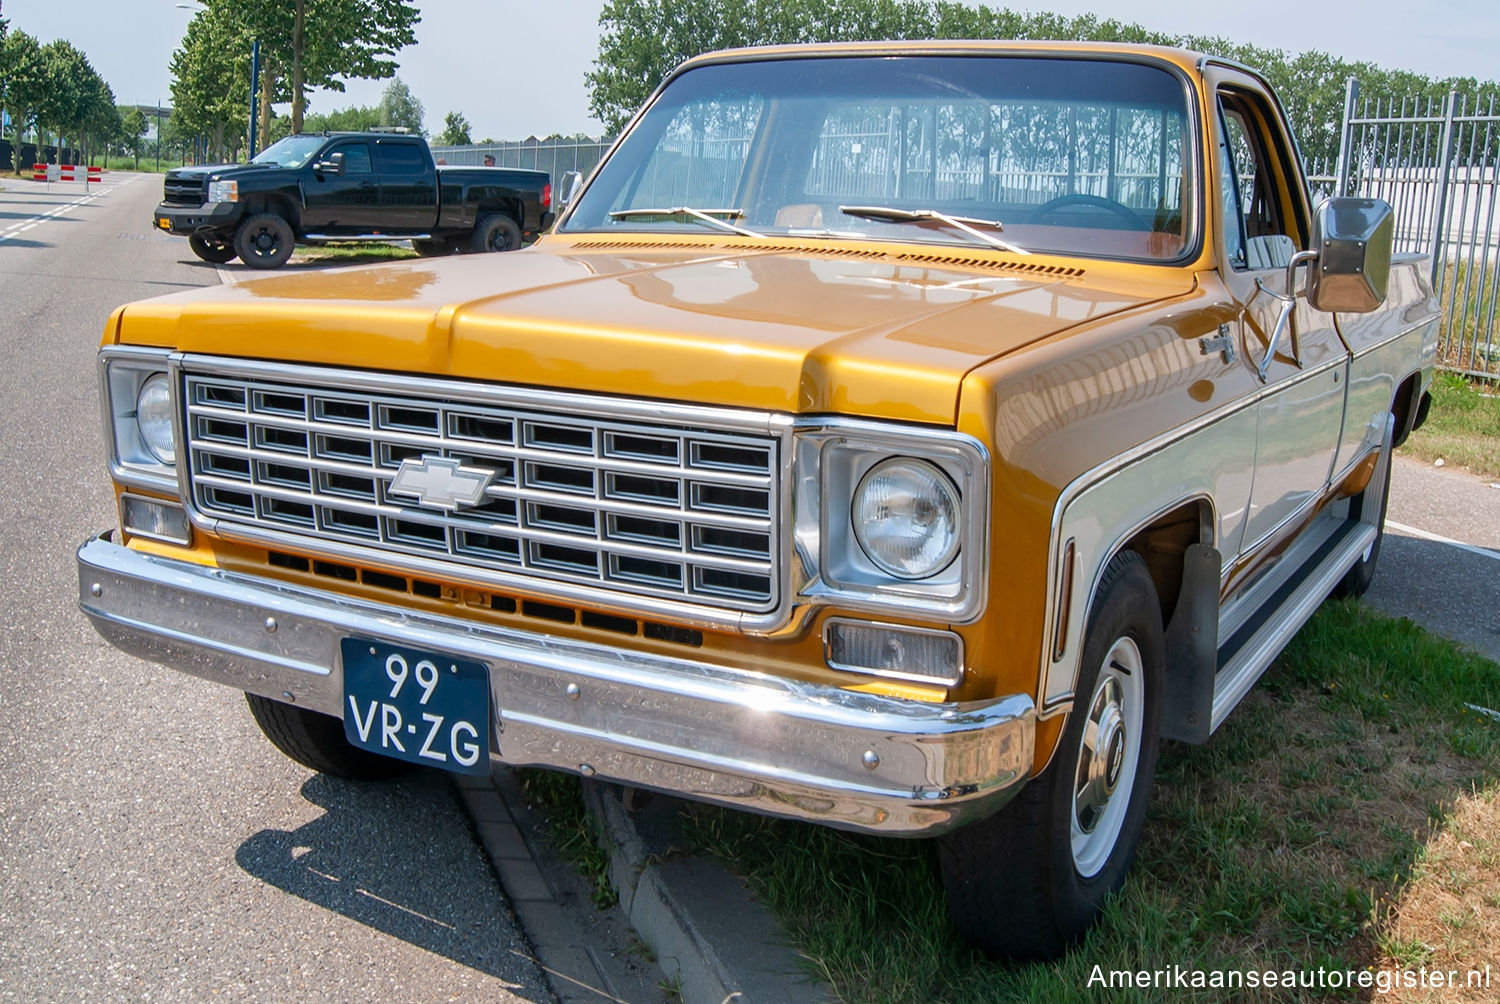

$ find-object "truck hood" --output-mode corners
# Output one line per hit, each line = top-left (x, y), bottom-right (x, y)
(166, 163), (283, 181)
(119, 240), (1195, 424)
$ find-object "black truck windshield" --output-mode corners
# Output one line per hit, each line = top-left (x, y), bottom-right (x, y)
(250, 135), (329, 168)
(563, 53), (1198, 262)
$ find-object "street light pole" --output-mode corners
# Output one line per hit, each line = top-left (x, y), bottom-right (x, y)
(156, 101), (162, 170)
(248, 40), (260, 159)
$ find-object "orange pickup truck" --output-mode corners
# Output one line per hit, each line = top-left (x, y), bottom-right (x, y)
(79, 41), (1437, 956)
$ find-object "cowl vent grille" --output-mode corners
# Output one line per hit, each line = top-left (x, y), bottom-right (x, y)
(569, 237), (1084, 277)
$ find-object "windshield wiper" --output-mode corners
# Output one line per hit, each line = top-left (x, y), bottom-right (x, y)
(609, 207), (767, 240)
(839, 206), (1029, 255)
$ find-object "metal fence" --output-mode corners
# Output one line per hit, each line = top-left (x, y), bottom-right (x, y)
(1328, 81), (1500, 379)
(429, 138), (614, 181)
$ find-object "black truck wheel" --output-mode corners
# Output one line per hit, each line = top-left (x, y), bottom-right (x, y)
(188, 232), (238, 264)
(244, 692), (410, 780)
(939, 550), (1164, 958)
(471, 212), (521, 253)
(234, 212), (295, 269)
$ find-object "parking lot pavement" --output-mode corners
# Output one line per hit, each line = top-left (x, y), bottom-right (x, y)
(1365, 456), (1500, 663)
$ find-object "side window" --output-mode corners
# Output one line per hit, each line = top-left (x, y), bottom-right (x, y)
(330, 142), (373, 174)
(1217, 89), (1304, 270)
(374, 141), (428, 175)
(1218, 118), (1247, 269)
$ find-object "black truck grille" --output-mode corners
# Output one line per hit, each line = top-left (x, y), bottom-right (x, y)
(162, 175), (206, 206)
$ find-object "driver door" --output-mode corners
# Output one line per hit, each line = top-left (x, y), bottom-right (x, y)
(303, 140), (381, 234)
(1212, 75), (1349, 558)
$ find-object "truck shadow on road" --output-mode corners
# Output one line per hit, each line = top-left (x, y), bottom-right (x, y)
(234, 771), (537, 982)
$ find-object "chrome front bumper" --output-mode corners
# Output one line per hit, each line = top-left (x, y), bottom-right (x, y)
(77, 532), (1035, 835)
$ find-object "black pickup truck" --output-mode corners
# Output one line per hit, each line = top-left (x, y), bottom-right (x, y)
(154, 132), (553, 269)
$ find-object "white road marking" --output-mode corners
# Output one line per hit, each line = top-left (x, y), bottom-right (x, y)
(1385, 519), (1500, 562)
(0, 175), (139, 243)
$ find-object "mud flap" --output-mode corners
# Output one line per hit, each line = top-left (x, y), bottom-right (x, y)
(1161, 543), (1221, 744)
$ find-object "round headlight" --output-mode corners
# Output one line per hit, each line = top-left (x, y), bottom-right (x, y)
(135, 373), (176, 465)
(852, 459), (960, 579)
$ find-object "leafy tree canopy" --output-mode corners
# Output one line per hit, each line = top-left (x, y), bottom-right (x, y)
(0, 28), (47, 153)
(377, 77), (424, 136)
(587, 0), (1499, 160)
(171, 2), (253, 159)
(201, 0), (419, 134)
(438, 110), (471, 146)
(302, 103), (382, 134)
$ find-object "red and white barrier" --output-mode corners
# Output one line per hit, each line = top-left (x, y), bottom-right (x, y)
(32, 163), (103, 188)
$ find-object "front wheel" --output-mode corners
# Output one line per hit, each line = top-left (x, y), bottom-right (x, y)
(470, 212), (521, 253)
(244, 693), (409, 780)
(940, 550), (1164, 958)
(188, 232), (237, 264)
(234, 212), (295, 269)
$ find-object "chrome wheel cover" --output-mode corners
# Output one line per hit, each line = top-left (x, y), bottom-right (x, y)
(1071, 635), (1145, 879)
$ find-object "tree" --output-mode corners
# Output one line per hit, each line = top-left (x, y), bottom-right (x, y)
(171, 3), (254, 160)
(302, 103), (381, 133)
(32, 40), (116, 162)
(377, 77), (424, 135)
(218, 0), (420, 134)
(438, 110), (471, 146)
(0, 28), (46, 167)
(121, 107), (148, 168)
(586, 0), (1498, 155)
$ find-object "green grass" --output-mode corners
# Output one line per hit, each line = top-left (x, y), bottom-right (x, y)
(662, 602), (1500, 1003)
(289, 242), (419, 266)
(1400, 371), (1500, 478)
(514, 768), (618, 908)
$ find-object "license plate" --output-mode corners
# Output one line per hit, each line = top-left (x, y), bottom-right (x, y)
(341, 638), (491, 775)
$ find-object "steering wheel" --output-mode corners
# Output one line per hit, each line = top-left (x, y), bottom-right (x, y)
(1032, 194), (1148, 231)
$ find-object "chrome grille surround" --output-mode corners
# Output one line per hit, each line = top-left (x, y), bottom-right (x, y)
(176, 356), (791, 629)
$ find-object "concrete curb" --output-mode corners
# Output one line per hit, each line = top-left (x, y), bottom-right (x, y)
(456, 770), (666, 1003)
(582, 782), (833, 1004)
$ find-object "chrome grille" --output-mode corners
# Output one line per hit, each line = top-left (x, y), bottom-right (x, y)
(182, 367), (782, 615)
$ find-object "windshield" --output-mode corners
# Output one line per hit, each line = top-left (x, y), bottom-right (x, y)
(250, 135), (329, 168)
(563, 54), (1197, 262)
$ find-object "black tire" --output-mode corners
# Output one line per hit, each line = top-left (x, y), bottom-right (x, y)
(244, 692), (409, 780)
(1332, 442), (1393, 599)
(470, 212), (521, 253)
(940, 550), (1164, 959)
(188, 232), (237, 264)
(411, 238), (452, 257)
(234, 212), (295, 269)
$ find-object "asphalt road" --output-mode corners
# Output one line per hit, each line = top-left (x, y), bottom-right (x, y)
(0, 173), (553, 1001)
(1367, 456), (1500, 663)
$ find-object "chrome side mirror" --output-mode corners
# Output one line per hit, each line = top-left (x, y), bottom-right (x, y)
(557, 170), (583, 211)
(1307, 197), (1393, 314)
(315, 151), (346, 176)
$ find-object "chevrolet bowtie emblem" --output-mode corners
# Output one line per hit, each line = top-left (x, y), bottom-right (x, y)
(389, 456), (496, 511)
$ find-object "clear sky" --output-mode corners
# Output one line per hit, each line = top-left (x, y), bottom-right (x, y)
(5, 0), (1497, 141)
